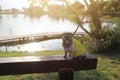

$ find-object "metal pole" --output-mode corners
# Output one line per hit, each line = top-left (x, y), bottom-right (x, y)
(10, 28), (12, 36)
(5, 45), (8, 52)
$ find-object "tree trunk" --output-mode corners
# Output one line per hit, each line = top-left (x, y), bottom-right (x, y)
(84, 0), (102, 38)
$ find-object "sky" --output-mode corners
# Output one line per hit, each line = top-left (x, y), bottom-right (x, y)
(0, 0), (86, 11)
(0, 0), (29, 10)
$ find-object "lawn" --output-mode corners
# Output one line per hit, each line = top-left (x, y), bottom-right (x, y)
(0, 50), (120, 80)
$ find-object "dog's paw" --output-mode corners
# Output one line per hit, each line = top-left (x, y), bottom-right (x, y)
(67, 56), (73, 60)
(79, 53), (86, 59)
(64, 56), (67, 58)
(69, 54), (71, 57)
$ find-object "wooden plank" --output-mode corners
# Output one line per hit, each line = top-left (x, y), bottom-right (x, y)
(0, 32), (85, 46)
(0, 55), (97, 76)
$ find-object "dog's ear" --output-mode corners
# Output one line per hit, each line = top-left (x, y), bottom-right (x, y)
(70, 33), (74, 36)
(61, 33), (65, 39)
(68, 32), (73, 37)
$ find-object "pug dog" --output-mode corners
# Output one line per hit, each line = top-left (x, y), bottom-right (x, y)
(61, 32), (76, 59)
(61, 32), (86, 60)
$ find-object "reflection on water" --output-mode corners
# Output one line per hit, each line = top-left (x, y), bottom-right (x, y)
(0, 14), (88, 37)
(0, 39), (63, 52)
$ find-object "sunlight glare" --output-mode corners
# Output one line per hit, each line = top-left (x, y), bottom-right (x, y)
(49, 0), (89, 6)
(23, 43), (40, 52)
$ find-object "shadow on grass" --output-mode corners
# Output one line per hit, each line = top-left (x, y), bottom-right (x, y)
(74, 49), (120, 80)
(74, 70), (110, 80)
(97, 48), (120, 64)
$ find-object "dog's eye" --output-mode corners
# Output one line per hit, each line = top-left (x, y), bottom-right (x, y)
(63, 40), (66, 42)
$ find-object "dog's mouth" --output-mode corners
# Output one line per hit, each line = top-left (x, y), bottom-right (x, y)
(65, 40), (70, 44)
(63, 39), (71, 44)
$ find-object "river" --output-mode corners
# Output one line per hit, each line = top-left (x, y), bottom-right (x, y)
(0, 14), (89, 52)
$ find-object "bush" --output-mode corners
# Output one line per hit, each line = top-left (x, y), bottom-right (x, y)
(90, 26), (120, 53)
(79, 25), (120, 53)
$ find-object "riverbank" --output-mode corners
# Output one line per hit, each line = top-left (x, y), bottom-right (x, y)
(0, 11), (24, 14)
(0, 50), (64, 58)
(0, 50), (120, 80)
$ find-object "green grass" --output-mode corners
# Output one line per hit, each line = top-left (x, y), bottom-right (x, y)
(0, 50), (64, 58)
(0, 50), (120, 80)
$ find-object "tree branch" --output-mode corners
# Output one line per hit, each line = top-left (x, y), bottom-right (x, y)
(63, 0), (90, 35)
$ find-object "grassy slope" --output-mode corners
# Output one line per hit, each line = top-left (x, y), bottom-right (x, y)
(0, 50), (120, 80)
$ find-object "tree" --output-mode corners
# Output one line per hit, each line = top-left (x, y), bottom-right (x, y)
(11, 8), (18, 13)
(97, 0), (120, 16)
(29, 0), (49, 9)
(84, 0), (102, 39)
(25, 0), (47, 16)
(56, 0), (102, 37)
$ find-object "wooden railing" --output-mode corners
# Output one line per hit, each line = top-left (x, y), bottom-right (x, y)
(0, 32), (85, 46)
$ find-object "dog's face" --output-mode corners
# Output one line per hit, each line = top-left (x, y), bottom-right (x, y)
(61, 33), (73, 48)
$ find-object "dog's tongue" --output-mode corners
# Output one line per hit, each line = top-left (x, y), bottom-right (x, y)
(66, 40), (69, 43)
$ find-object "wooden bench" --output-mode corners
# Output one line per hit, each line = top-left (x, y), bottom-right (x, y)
(0, 55), (97, 80)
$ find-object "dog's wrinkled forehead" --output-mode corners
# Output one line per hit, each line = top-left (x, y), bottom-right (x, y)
(62, 33), (73, 39)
